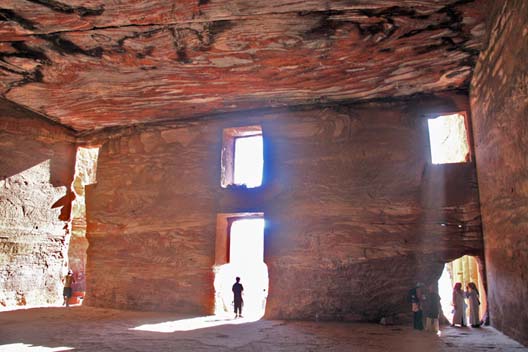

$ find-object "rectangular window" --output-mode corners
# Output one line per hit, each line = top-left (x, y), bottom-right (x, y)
(427, 113), (470, 164)
(221, 125), (263, 188)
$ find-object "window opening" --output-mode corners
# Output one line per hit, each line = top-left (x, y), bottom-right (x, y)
(221, 125), (263, 188)
(233, 135), (263, 188)
(427, 113), (470, 164)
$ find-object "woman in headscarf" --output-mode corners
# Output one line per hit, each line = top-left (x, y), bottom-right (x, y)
(466, 282), (481, 327)
(451, 282), (467, 327)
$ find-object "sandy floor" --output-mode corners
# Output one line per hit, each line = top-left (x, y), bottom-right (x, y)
(0, 306), (526, 352)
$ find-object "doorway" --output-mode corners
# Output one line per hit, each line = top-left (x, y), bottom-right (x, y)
(214, 214), (268, 318)
(438, 255), (487, 324)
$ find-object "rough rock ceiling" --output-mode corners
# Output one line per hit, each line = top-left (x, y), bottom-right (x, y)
(0, 0), (487, 132)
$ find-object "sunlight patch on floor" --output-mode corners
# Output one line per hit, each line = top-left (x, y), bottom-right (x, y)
(130, 314), (261, 333)
(0, 343), (74, 351)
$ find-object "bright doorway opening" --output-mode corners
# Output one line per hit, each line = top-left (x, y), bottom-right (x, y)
(214, 214), (268, 319)
(438, 255), (487, 324)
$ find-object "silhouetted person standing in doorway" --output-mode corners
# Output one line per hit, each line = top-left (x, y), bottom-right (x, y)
(232, 277), (244, 318)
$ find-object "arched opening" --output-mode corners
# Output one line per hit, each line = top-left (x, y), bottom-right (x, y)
(438, 255), (487, 326)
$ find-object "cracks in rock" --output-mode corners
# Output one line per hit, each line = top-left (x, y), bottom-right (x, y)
(397, 0), (474, 40)
(0, 31), (105, 93)
(167, 20), (233, 63)
(356, 6), (419, 41)
(25, 0), (105, 17)
(0, 31), (104, 94)
(396, 0), (477, 58)
(168, 27), (193, 64)
(1, 66), (43, 94)
(37, 33), (103, 58)
(114, 27), (166, 53)
(0, 9), (36, 30)
(0, 41), (50, 64)
(0, 42), (49, 93)
(205, 20), (234, 47)
(299, 10), (347, 41)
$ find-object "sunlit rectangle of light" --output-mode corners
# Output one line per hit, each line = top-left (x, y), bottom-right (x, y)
(131, 315), (259, 332)
(233, 135), (263, 188)
(427, 113), (469, 164)
(230, 218), (265, 265)
(0, 343), (74, 351)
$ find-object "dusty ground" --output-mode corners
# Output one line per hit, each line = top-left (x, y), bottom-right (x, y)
(0, 306), (526, 351)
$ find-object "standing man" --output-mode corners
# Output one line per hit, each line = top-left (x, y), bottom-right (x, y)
(63, 270), (75, 307)
(422, 284), (441, 333)
(232, 277), (244, 318)
(408, 283), (424, 330)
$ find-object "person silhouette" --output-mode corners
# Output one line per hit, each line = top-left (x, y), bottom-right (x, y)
(466, 282), (481, 328)
(62, 270), (75, 307)
(451, 282), (467, 327)
(232, 277), (244, 318)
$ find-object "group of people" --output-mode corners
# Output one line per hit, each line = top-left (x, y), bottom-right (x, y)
(409, 283), (441, 332)
(452, 282), (481, 328)
(64, 270), (485, 328)
(409, 281), (481, 332)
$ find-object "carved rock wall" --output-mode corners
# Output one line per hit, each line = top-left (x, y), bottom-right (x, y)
(0, 99), (76, 308)
(0, 0), (487, 131)
(85, 94), (482, 320)
(470, 0), (528, 346)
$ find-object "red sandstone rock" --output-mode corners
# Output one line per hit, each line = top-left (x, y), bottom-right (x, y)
(0, 1), (487, 131)
(0, 99), (76, 307)
(470, 0), (528, 345)
(83, 95), (482, 321)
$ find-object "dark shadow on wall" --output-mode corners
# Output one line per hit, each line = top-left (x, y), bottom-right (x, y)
(0, 98), (76, 182)
(0, 98), (77, 307)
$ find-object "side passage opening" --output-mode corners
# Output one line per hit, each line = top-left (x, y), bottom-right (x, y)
(438, 255), (487, 327)
(68, 146), (99, 306)
(214, 214), (268, 319)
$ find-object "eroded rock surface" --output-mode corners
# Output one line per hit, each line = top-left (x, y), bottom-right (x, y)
(0, 0), (487, 131)
(0, 99), (76, 307)
(85, 94), (482, 320)
(470, 0), (528, 346)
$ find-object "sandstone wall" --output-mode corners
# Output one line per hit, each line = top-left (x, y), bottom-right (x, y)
(470, 1), (528, 345)
(85, 94), (482, 320)
(0, 99), (76, 308)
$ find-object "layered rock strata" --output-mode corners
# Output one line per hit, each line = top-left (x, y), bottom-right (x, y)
(0, 0), (487, 131)
(470, 0), (528, 345)
(84, 94), (483, 320)
(0, 99), (76, 307)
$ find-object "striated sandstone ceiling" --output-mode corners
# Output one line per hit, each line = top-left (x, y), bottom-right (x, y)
(0, 0), (488, 132)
